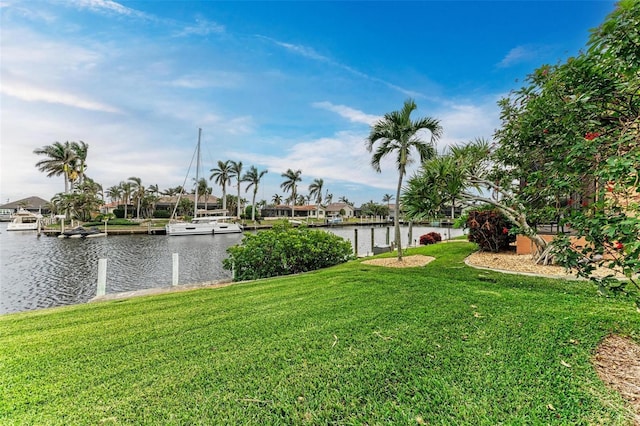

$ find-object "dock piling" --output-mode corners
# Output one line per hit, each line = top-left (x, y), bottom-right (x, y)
(97, 259), (107, 296)
(172, 253), (179, 286)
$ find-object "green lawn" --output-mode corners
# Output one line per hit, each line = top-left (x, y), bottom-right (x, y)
(1, 243), (638, 425)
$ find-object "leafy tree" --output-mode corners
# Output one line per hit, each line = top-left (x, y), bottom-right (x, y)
(242, 166), (268, 222)
(210, 160), (231, 214)
(404, 138), (548, 254)
(366, 98), (442, 261)
(360, 200), (388, 217)
(280, 169), (302, 218)
(543, 1), (639, 308)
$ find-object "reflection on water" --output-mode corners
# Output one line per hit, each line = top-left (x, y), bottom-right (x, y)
(0, 223), (463, 314)
(0, 223), (241, 314)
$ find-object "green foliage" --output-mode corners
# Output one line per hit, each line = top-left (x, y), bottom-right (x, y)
(152, 209), (171, 219)
(493, 2), (640, 307)
(223, 222), (354, 281)
(467, 209), (516, 252)
(360, 201), (389, 217)
(113, 208), (125, 219)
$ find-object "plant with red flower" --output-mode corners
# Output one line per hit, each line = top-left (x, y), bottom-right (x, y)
(584, 132), (600, 141)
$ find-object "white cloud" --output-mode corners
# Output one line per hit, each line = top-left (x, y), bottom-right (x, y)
(435, 98), (500, 153)
(71, 0), (147, 18)
(1, 76), (122, 113)
(168, 71), (244, 89)
(312, 101), (380, 126)
(261, 35), (422, 99)
(174, 17), (225, 37)
(497, 45), (543, 68)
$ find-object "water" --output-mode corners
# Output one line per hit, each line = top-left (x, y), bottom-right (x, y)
(0, 223), (463, 314)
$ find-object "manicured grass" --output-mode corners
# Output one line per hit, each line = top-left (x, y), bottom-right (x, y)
(1, 243), (638, 424)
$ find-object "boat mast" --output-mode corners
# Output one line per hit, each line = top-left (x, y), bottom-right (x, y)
(194, 128), (201, 218)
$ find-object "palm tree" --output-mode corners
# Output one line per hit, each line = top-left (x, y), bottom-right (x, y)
(194, 178), (211, 212)
(119, 181), (133, 219)
(382, 193), (394, 219)
(210, 160), (231, 214)
(272, 194), (283, 205)
(162, 186), (183, 217)
(106, 185), (123, 204)
(128, 176), (144, 219)
(366, 98), (442, 260)
(280, 169), (302, 218)
(229, 160), (243, 218)
(33, 141), (77, 194)
(70, 141), (89, 186)
(324, 192), (333, 205)
(308, 178), (324, 219)
(338, 196), (352, 206)
(242, 166), (268, 222)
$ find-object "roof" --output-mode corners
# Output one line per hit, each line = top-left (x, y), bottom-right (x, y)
(325, 202), (354, 212)
(265, 204), (323, 211)
(0, 196), (50, 210)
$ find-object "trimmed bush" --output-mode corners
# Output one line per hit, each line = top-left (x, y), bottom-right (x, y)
(419, 232), (442, 245)
(153, 210), (171, 219)
(466, 209), (515, 252)
(223, 223), (354, 281)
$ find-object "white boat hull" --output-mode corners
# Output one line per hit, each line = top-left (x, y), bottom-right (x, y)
(7, 209), (42, 231)
(213, 223), (243, 234)
(165, 222), (215, 236)
(7, 223), (39, 231)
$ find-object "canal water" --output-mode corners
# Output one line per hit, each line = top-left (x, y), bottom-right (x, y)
(0, 222), (463, 314)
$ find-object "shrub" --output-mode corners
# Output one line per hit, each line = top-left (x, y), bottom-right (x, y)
(419, 232), (442, 245)
(223, 223), (355, 281)
(153, 210), (171, 219)
(113, 208), (125, 219)
(420, 234), (435, 245)
(466, 209), (515, 252)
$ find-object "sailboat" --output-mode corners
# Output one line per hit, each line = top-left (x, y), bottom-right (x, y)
(165, 129), (243, 236)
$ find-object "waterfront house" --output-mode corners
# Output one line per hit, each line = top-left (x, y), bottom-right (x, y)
(0, 196), (50, 215)
(262, 204), (326, 220)
(325, 203), (355, 219)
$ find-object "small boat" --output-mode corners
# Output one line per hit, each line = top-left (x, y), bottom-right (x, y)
(7, 209), (43, 231)
(58, 226), (106, 239)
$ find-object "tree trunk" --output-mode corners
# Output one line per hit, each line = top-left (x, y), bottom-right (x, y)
(394, 172), (404, 261)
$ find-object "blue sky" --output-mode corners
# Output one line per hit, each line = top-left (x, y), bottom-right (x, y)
(1, 0), (616, 207)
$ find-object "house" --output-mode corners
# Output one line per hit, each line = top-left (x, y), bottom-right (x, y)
(154, 194), (221, 213)
(325, 202), (355, 219)
(0, 196), (50, 215)
(262, 204), (326, 219)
